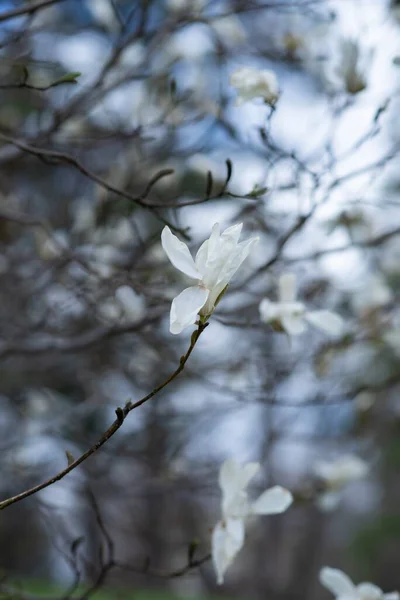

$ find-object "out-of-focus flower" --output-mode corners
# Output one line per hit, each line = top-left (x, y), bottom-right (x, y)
(230, 66), (279, 105)
(351, 275), (393, 316)
(86, 0), (120, 32)
(320, 567), (399, 600)
(259, 273), (343, 337)
(115, 285), (145, 324)
(161, 223), (258, 334)
(212, 459), (292, 584)
(314, 455), (369, 511)
(212, 15), (246, 46)
(337, 39), (367, 94)
(167, 0), (204, 14)
(354, 391), (375, 413)
(37, 230), (69, 261)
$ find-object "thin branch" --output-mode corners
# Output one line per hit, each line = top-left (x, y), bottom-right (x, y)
(0, 322), (208, 511)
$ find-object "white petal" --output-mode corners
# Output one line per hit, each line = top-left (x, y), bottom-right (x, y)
(281, 314), (306, 336)
(221, 222), (243, 245)
(161, 226), (201, 279)
(383, 593), (400, 600)
(251, 486), (293, 515)
(220, 459), (259, 518)
(195, 239), (209, 275)
(306, 310), (344, 336)
(170, 286), (209, 334)
(212, 518), (245, 585)
(356, 583), (383, 600)
(217, 235), (259, 286)
(208, 222), (221, 258)
(219, 459), (259, 496)
(259, 298), (279, 323)
(319, 568), (356, 597)
(279, 273), (297, 302)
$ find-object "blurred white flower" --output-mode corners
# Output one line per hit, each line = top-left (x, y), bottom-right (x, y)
(212, 459), (292, 584)
(259, 273), (343, 337)
(161, 223), (258, 334)
(354, 391), (375, 413)
(115, 285), (146, 324)
(351, 275), (393, 316)
(314, 455), (369, 511)
(212, 15), (246, 46)
(337, 39), (368, 95)
(71, 202), (96, 234)
(167, 0), (205, 14)
(320, 567), (399, 600)
(86, 0), (120, 32)
(230, 66), (279, 105)
(37, 230), (69, 261)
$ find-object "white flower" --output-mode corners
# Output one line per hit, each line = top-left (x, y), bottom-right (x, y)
(161, 223), (258, 334)
(351, 275), (393, 316)
(167, 0), (204, 14)
(337, 39), (367, 95)
(259, 273), (343, 337)
(320, 567), (399, 600)
(230, 66), (279, 105)
(314, 455), (369, 511)
(115, 285), (146, 323)
(212, 459), (292, 584)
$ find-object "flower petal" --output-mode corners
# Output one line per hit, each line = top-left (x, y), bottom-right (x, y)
(319, 567), (356, 597)
(219, 459), (259, 496)
(306, 310), (344, 336)
(383, 593), (400, 600)
(221, 222), (243, 245)
(219, 459), (259, 518)
(212, 518), (245, 585)
(251, 485), (293, 515)
(217, 235), (259, 286)
(161, 226), (201, 279)
(279, 273), (297, 303)
(356, 583), (384, 600)
(281, 314), (306, 336)
(259, 299), (278, 323)
(170, 286), (209, 334)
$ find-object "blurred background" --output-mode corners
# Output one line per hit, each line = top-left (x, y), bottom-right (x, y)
(0, 0), (399, 598)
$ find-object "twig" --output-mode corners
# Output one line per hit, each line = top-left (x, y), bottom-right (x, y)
(0, 322), (208, 511)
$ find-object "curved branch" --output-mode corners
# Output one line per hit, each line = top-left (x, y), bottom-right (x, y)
(0, 322), (208, 511)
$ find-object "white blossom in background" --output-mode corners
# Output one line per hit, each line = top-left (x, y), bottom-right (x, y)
(320, 567), (399, 600)
(314, 455), (369, 511)
(161, 223), (258, 334)
(37, 230), (69, 261)
(86, 0), (120, 32)
(167, 0), (205, 14)
(230, 66), (279, 105)
(115, 285), (146, 324)
(351, 275), (393, 316)
(354, 391), (375, 413)
(212, 15), (247, 46)
(259, 273), (343, 337)
(212, 459), (292, 584)
(337, 39), (368, 95)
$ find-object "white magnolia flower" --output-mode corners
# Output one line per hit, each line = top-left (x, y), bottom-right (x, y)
(230, 66), (279, 105)
(314, 455), (369, 511)
(351, 275), (393, 316)
(212, 459), (293, 584)
(161, 223), (258, 334)
(259, 273), (343, 337)
(337, 39), (367, 95)
(320, 567), (399, 600)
